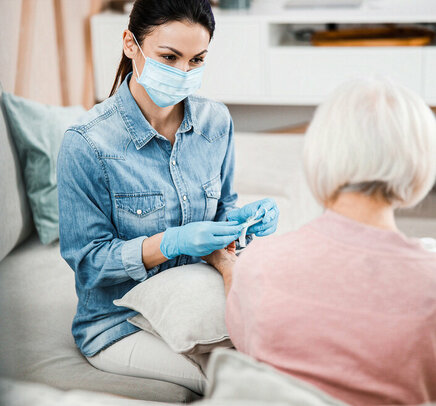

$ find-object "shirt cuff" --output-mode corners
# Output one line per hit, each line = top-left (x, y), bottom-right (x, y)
(121, 236), (159, 282)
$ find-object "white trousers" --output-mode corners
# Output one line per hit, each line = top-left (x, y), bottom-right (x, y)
(86, 330), (206, 394)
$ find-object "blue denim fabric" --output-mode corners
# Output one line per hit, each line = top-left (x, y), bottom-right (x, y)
(57, 73), (238, 357)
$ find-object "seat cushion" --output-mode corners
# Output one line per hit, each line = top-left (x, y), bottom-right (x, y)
(0, 234), (200, 403)
(0, 378), (169, 406)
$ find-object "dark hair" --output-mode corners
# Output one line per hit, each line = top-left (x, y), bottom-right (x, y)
(109, 0), (215, 97)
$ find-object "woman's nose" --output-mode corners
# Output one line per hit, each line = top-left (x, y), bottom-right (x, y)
(175, 61), (190, 73)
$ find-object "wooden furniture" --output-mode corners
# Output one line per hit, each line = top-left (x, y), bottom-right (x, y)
(15, 0), (36, 98)
(53, 0), (69, 106)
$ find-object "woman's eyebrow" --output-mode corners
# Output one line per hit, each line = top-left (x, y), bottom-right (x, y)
(158, 46), (208, 58)
(159, 46), (183, 56)
(194, 50), (208, 57)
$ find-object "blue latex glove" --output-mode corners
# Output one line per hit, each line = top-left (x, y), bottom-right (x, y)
(226, 198), (279, 237)
(160, 221), (244, 259)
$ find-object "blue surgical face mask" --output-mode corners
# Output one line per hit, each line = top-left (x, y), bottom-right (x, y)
(131, 33), (205, 108)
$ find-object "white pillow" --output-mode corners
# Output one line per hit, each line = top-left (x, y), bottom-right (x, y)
(114, 263), (233, 355)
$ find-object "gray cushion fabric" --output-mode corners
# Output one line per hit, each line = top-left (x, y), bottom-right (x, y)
(203, 349), (348, 406)
(0, 85), (34, 262)
(0, 234), (200, 403)
(114, 263), (233, 355)
(0, 378), (169, 406)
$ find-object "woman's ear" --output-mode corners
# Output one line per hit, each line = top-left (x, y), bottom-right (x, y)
(123, 30), (137, 59)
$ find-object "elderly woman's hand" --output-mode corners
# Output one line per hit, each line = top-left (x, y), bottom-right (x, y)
(202, 242), (238, 295)
(202, 241), (237, 273)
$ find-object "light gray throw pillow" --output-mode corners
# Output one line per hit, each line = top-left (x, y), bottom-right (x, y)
(114, 263), (233, 355)
(204, 349), (349, 406)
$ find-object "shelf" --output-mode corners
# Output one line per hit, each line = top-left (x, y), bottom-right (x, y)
(269, 23), (436, 47)
(91, 7), (436, 105)
(212, 0), (436, 24)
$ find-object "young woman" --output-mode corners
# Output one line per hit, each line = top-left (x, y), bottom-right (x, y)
(56, 0), (279, 394)
(203, 77), (436, 405)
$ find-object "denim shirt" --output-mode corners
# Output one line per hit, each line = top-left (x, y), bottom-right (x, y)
(57, 73), (238, 357)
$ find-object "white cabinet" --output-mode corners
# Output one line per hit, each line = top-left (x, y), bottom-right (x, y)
(91, 4), (436, 105)
(268, 47), (423, 104)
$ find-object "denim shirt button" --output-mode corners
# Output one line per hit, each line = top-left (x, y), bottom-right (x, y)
(183, 195), (187, 201)
(136, 209), (142, 215)
(172, 160), (176, 166)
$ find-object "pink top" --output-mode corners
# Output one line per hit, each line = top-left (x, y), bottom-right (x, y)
(226, 210), (436, 405)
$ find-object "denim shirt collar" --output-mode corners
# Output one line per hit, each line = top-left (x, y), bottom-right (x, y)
(115, 72), (198, 150)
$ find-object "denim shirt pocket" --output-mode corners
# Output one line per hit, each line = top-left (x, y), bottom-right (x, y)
(202, 175), (222, 221)
(115, 192), (165, 239)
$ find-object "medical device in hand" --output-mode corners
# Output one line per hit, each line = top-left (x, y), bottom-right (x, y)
(238, 207), (268, 248)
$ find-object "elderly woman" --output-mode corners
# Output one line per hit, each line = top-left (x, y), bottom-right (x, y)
(203, 78), (436, 405)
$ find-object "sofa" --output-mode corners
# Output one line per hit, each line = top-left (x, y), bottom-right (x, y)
(0, 85), (323, 403)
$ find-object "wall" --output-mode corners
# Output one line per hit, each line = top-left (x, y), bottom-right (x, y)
(0, 0), (23, 99)
(0, 0), (101, 108)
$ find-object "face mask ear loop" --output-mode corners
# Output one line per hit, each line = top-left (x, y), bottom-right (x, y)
(131, 32), (146, 79)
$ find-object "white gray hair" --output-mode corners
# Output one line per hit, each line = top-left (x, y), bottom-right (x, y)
(303, 76), (436, 208)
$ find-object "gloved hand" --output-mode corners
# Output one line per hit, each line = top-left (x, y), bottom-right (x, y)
(160, 221), (244, 259)
(226, 198), (279, 237)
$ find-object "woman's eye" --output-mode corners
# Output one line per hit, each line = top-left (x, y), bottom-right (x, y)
(162, 55), (176, 61)
(191, 57), (204, 65)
